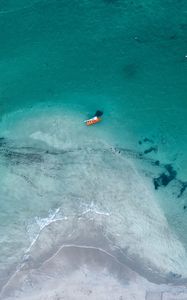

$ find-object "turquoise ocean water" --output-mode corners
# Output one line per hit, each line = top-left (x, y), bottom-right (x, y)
(0, 0), (187, 293)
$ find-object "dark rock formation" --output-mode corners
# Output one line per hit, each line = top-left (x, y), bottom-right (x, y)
(153, 164), (177, 190)
(144, 146), (158, 155)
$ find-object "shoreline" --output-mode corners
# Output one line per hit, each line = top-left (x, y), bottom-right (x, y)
(1, 112), (187, 298)
(1, 241), (187, 300)
(1, 216), (187, 300)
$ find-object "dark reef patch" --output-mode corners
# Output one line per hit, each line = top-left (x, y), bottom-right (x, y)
(153, 164), (177, 190)
(139, 137), (154, 144)
(144, 146), (158, 155)
(154, 160), (160, 166)
(138, 137), (158, 155)
(1, 138), (186, 203)
(143, 137), (154, 143)
(178, 181), (187, 198)
(117, 144), (187, 205)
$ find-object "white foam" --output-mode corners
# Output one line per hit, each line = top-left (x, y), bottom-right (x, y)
(24, 208), (66, 259)
(80, 201), (111, 217)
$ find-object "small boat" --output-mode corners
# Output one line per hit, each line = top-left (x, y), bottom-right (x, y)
(84, 116), (101, 126)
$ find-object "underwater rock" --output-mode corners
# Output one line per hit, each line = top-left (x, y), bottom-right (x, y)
(143, 137), (154, 143)
(144, 146), (158, 155)
(103, 146), (186, 202)
(165, 164), (177, 175)
(153, 164), (177, 190)
(139, 137), (154, 145)
(153, 174), (169, 190)
(1, 139), (186, 204)
(154, 160), (160, 166)
(178, 181), (187, 198)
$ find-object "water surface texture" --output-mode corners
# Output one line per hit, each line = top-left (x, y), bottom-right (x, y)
(0, 0), (187, 298)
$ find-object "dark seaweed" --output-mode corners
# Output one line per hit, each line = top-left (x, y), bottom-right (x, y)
(3, 150), (43, 164)
(144, 146), (158, 155)
(139, 137), (154, 145)
(153, 164), (177, 190)
(1, 138), (186, 204)
(143, 137), (154, 143)
(154, 160), (160, 166)
(178, 181), (187, 198)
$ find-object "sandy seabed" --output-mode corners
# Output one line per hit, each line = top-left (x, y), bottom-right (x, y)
(1, 109), (187, 299)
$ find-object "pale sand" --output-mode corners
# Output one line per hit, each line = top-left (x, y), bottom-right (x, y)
(1, 245), (187, 300)
(1, 218), (187, 300)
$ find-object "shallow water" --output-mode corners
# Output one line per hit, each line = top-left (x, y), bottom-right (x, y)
(0, 0), (187, 296)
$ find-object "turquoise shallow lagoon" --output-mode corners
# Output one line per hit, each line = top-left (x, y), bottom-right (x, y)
(0, 0), (187, 298)
(0, 0), (187, 172)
